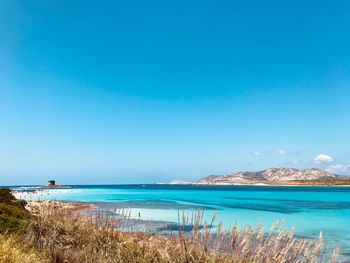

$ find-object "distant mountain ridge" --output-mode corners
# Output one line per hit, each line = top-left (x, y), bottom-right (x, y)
(198, 168), (344, 185)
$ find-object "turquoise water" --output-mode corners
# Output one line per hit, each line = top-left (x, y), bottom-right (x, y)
(13, 185), (350, 260)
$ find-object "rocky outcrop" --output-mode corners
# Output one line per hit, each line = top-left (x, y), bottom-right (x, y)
(198, 168), (343, 185)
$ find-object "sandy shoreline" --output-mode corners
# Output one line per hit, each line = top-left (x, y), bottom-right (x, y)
(26, 200), (98, 215)
(24, 200), (199, 235)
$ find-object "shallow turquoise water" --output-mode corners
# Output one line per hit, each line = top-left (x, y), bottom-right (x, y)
(12, 185), (350, 260)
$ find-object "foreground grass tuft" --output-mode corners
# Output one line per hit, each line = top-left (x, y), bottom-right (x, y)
(23, 203), (339, 263)
(0, 235), (48, 263)
(0, 190), (340, 263)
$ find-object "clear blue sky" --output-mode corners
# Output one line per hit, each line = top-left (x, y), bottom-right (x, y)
(1, 0), (350, 185)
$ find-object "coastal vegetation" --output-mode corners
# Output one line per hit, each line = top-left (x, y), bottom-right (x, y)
(0, 189), (339, 263)
(0, 189), (30, 234)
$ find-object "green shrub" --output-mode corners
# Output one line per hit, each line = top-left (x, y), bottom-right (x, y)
(0, 189), (27, 209)
(0, 189), (31, 233)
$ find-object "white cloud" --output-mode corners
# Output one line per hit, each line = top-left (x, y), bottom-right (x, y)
(252, 151), (261, 156)
(277, 149), (286, 156)
(326, 163), (350, 175)
(313, 154), (333, 163)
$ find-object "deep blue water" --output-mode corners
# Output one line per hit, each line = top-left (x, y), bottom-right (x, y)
(12, 184), (350, 260)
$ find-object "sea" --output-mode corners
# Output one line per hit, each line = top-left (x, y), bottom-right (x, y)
(10, 184), (350, 262)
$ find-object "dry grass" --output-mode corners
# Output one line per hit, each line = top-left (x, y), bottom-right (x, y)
(19, 202), (340, 263)
(0, 235), (48, 263)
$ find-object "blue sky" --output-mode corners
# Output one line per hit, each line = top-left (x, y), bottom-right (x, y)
(1, 0), (350, 185)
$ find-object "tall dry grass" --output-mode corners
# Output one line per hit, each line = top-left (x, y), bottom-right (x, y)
(21, 202), (339, 263)
(0, 235), (48, 263)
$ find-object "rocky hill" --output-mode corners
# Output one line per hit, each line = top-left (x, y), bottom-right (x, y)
(198, 168), (344, 185)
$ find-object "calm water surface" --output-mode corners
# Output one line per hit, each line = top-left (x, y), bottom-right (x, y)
(12, 184), (350, 261)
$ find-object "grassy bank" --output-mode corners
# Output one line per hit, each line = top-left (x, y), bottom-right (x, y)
(0, 189), (339, 263)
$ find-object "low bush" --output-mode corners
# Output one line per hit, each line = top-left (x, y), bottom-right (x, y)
(0, 189), (31, 233)
(0, 189), (27, 209)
